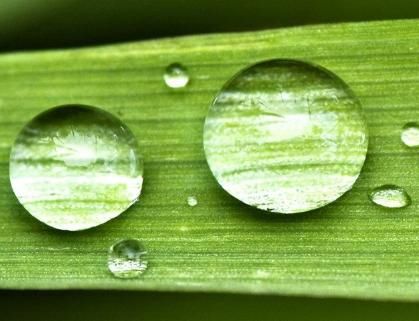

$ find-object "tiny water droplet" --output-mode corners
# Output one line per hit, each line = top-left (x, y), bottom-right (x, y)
(204, 59), (368, 214)
(108, 239), (148, 279)
(164, 63), (189, 88)
(369, 185), (411, 208)
(401, 122), (419, 147)
(9, 104), (143, 231)
(187, 196), (198, 207)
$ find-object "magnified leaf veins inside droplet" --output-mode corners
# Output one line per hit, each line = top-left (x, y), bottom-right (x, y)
(203, 59), (369, 214)
(9, 104), (143, 231)
(108, 239), (148, 279)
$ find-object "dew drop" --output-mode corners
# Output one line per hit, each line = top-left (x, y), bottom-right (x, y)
(164, 63), (189, 88)
(187, 195), (198, 207)
(108, 239), (148, 279)
(203, 59), (369, 214)
(369, 185), (411, 208)
(401, 122), (419, 147)
(9, 104), (143, 231)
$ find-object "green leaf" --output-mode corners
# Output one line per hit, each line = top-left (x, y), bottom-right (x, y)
(0, 19), (418, 301)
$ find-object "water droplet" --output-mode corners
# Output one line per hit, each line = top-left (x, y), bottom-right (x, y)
(108, 239), (148, 278)
(401, 122), (419, 147)
(369, 185), (411, 208)
(164, 63), (189, 88)
(203, 59), (368, 214)
(187, 196), (198, 207)
(9, 104), (143, 231)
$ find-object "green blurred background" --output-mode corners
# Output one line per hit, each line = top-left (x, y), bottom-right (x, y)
(2, 291), (419, 321)
(1, 0), (419, 320)
(1, 0), (419, 52)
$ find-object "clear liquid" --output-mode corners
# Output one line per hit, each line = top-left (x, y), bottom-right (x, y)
(9, 105), (143, 231)
(164, 63), (190, 88)
(369, 185), (411, 208)
(108, 239), (148, 278)
(203, 59), (368, 214)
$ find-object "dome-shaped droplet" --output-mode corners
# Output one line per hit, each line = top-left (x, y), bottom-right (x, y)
(369, 185), (411, 208)
(9, 105), (143, 231)
(401, 122), (419, 147)
(164, 63), (190, 88)
(108, 239), (148, 278)
(203, 59), (368, 214)
(187, 195), (198, 207)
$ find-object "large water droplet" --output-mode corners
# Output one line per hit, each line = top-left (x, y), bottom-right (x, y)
(369, 185), (411, 208)
(108, 239), (148, 278)
(401, 122), (419, 147)
(9, 105), (143, 231)
(164, 63), (190, 88)
(187, 195), (198, 207)
(203, 59), (368, 214)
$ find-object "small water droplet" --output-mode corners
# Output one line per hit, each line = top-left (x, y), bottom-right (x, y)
(179, 225), (189, 232)
(369, 185), (411, 208)
(9, 104), (144, 231)
(108, 239), (148, 279)
(255, 269), (271, 278)
(401, 122), (419, 147)
(203, 59), (368, 214)
(187, 196), (198, 207)
(164, 63), (189, 88)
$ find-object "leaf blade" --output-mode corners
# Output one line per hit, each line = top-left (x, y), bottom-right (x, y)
(0, 19), (418, 301)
